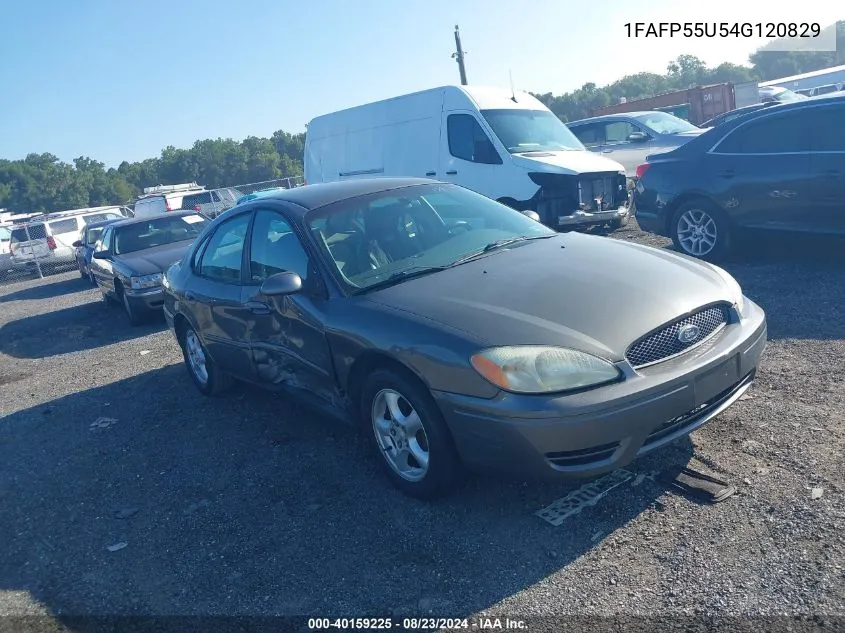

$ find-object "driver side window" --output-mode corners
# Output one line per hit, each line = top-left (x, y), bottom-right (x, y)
(447, 114), (502, 164)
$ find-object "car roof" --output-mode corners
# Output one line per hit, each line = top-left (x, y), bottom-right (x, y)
(108, 211), (205, 228)
(247, 178), (439, 212)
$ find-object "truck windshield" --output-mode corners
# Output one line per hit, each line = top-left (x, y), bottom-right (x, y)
(481, 109), (585, 153)
(632, 111), (699, 134)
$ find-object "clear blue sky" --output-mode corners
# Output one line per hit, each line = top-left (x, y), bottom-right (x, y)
(0, 0), (839, 167)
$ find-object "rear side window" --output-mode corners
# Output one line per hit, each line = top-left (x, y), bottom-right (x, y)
(181, 193), (213, 209)
(570, 123), (603, 146)
(197, 213), (251, 282)
(447, 114), (501, 164)
(49, 218), (80, 234)
(715, 110), (810, 154)
(810, 104), (845, 152)
(11, 224), (47, 242)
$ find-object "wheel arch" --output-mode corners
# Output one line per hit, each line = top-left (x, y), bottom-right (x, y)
(345, 350), (434, 420)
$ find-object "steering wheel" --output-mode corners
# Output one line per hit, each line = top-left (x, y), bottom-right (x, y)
(448, 221), (471, 236)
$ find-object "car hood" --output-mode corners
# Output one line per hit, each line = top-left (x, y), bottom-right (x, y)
(363, 233), (735, 361)
(510, 150), (625, 175)
(114, 241), (193, 275)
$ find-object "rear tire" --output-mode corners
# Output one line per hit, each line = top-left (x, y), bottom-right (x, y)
(179, 326), (233, 396)
(361, 368), (462, 500)
(670, 199), (731, 260)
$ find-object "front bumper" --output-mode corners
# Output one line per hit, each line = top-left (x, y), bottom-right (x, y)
(432, 299), (767, 479)
(556, 206), (629, 229)
(125, 287), (165, 310)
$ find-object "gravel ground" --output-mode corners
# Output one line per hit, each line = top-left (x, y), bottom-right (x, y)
(0, 221), (843, 631)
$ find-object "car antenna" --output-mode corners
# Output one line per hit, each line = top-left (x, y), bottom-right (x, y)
(510, 69), (517, 103)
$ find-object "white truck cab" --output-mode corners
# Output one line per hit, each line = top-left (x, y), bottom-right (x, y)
(304, 85), (630, 231)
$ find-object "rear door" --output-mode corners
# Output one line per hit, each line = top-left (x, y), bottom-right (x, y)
(808, 102), (845, 233)
(184, 211), (256, 380)
(706, 108), (812, 231)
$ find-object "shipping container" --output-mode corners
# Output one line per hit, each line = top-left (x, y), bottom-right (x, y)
(591, 83), (736, 125)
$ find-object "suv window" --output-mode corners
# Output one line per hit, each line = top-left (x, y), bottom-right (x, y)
(249, 210), (309, 283)
(198, 213), (250, 282)
(447, 114), (501, 164)
(48, 218), (80, 234)
(716, 110), (810, 154)
(181, 192), (213, 209)
(810, 104), (845, 152)
(11, 224), (47, 242)
(85, 226), (106, 245)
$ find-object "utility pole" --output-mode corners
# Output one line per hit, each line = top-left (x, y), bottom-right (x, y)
(452, 25), (468, 85)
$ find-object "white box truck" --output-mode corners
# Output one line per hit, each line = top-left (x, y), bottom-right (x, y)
(304, 85), (631, 231)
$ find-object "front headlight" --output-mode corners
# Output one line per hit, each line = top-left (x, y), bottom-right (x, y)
(709, 264), (745, 314)
(470, 346), (621, 394)
(130, 273), (163, 290)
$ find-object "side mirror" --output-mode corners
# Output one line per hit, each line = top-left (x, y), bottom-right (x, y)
(72, 240), (83, 248)
(259, 271), (303, 296)
(627, 132), (649, 143)
(521, 210), (541, 222)
(93, 250), (111, 260)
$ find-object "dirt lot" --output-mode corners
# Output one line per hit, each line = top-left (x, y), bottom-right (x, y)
(0, 222), (843, 630)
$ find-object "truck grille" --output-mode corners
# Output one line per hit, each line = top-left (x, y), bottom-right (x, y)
(530, 172), (627, 221)
(626, 304), (731, 369)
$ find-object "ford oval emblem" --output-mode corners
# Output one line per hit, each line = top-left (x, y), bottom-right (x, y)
(677, 324), (701, 344)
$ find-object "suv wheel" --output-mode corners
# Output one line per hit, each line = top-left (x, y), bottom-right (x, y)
(670, 200), (731, 260)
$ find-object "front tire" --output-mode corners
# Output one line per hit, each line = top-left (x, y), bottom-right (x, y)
(120, 286), (146, 326)
(670, 200), (731, 260)
(180, 326), (232, 396)
(361, 368), (462, 499)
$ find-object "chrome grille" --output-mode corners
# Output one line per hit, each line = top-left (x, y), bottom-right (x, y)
(626, 305), (730, 368)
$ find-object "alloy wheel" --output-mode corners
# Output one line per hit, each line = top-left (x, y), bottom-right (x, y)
(371, 388), (430, 482)
(676, 208), (718, 257)
(185, 330), (209, 386)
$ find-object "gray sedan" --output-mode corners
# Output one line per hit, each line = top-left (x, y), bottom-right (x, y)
(567, 111), (704, 178)
(162, 178), (767, 499)
(90, 212), (209, 325)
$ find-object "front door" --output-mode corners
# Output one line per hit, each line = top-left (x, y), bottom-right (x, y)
(595, 119), (655, 177)
(440, 111), (506, 200)
(242, 208), (337, 406)
(185, 212), (256, 380)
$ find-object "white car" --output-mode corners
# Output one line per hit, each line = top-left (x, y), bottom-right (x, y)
(10, 207), (128, 273)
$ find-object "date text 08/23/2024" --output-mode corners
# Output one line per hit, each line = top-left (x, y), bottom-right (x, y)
(623, 22), (822, 39)
(307, 617), (528, 630)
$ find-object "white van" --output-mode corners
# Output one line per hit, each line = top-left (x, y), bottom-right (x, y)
(304, 85), (630, 230)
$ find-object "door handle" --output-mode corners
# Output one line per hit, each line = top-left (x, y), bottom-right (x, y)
(601, 149), (613, 153)
(716, 170), (736, 178)
(246, 301), (271, 315)
(818, 169), (841, 180)
(425, 171), (436, 177)
(185, 291), (196, 301)
(445, 170), (457, 175)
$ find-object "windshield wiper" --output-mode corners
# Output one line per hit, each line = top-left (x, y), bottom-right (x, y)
(451, 234), (556, 266)
(359, 265), (449, 292)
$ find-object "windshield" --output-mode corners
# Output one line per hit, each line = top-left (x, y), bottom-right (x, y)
(764, 87), (807, 102)
(307, 184), (555, 292)
(481, 109), (584, 153)
(632, 111), (699, 134)
(113, 214), (207, 255)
